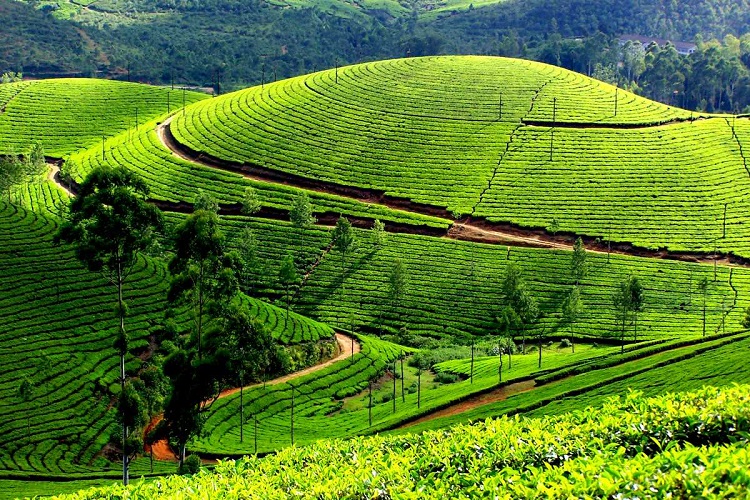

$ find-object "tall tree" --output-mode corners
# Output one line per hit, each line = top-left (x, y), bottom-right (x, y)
(290, 192), (316, 228)
(571, 237), (587, 286)
(0, 154), (24, 202)
(370, 219), (386, 248)
(561, 286), (583, 353)
(241, 186), (261, 216)
(168, 209), (237, 360)
(612, 276), (642, 353)
(628, 276), (645, 342)
(236, 226), (263, 296)
(25, 142), (46, 179)
(330, 216), (356, 310)
(501, 263), (538, 351)
(17, 377), (34, 444)
(55, 165), (163, 486)
(204, 304), (275, 443)
(388, 258), (408, 327)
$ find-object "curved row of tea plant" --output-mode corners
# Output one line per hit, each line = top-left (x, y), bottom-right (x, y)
(170, 57), (691, 215)
(0, 186), (339, 478)
(66, 120), (449, 229)
(212, 215), (750, 342)
(0, 79), (207, 156)
(0, 198), (171, 476)
(474, 117), (750, 256)
(56, 385), (750, 499)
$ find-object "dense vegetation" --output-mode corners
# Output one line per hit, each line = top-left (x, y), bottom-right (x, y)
(3, 60), (750, 499)
(54, 385), (750, 498)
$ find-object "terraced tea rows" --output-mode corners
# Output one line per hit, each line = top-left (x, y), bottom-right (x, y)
(0, 79), (207, 156)
(0, 189), (340, 478)
(474, 118), (750, 255)
(66, 121), (449, 229)
(165, 56), (750, 257)
(0, 200), (171, 475)
(175, 56), (678, 214)
(212, 216), (749, 342)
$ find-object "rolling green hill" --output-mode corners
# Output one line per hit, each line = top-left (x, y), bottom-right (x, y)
(0, 79), (207, 156)
(3, 60), (750, 498)
(166, 56), (750, 256)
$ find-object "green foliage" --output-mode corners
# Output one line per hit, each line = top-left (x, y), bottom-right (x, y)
(370, 219), (386, 247)
(55, 386), (750, 499)
(241, 186), (261, 216)
(178, 454), (201, 476)
(168, 209), (237, 357)
(289, 192), (315, 228)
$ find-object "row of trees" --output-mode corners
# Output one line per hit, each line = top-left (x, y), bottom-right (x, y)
(532, 33), (750, 113)
(495, 238), (646, 372)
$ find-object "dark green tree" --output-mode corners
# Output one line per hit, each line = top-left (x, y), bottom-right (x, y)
(290, 192), (315, 228)
(370, 219), (386, 248)
(55, 165), (163, 486)
(330, 216), (356, 309)
(17, 377), (34, 444)
(168, 209), (238, 360)
(561, 286), (583, 353)
(205, 304), (275, 443)
(241, 186), (261, 216)
(501, 263), (539, 352)
(571, 237), (587, 286)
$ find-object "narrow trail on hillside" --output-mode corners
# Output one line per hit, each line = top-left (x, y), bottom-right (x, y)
(153, 119), (750, 270)
(400, 380), (536, 429)
(0, 85), (26, 114)
(469, 78), (553, 217)
(727, 118), (750, 178)
(145, 332), (360, 461)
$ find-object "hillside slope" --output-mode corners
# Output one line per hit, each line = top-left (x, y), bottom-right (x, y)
(168, 56), (750, 256)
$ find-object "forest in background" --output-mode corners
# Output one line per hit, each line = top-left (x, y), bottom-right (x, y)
(3, 0), (750, 112)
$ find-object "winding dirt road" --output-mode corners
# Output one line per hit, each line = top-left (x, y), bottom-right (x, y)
(145, 332), (360, 461)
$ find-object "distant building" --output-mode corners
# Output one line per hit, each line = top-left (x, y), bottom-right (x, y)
(618, 34), (697, 56)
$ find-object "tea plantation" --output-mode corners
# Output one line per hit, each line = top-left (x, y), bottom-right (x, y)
(2, 58), (750, 499)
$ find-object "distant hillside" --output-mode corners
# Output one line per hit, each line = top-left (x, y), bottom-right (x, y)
(0, 0), (97, 75)
(5, 0), (750, 89)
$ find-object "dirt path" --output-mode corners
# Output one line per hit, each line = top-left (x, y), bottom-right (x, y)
(48, 164), (74, 197)
(155, 119), (750, 269)
(145, 332), (360, 461)
(219, 332), (360, 398)
(398, 380), (536, 429)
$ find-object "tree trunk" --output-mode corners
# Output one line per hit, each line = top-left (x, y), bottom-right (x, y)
(197, 263), (204, 361)
(538, 335), (542, 369)
(117, 263), (129, 487)
(703, 297), (707, 337)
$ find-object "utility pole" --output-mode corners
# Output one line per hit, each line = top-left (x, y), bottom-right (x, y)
(101, 136), (105, 161)
(400, 353), (405, 403)
(335, 58), (339, 84)
(254, 414), (258, 454)
(392, 360), (397, 413)
(290, 385), (294, 445)
(135, 107), (139, 129)
(470, 341), (475, 384)
(614, 87), (618, 117)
